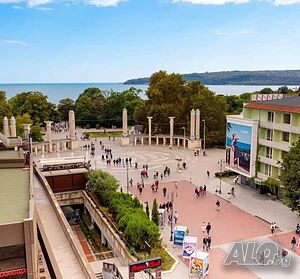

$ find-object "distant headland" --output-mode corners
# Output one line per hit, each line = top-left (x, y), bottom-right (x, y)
(124, 70), (300, 85)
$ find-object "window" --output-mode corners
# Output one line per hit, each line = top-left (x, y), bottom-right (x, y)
(283, 113), (291, 124)
(282, 132), (290, 142)
(266, 129), (273, 141)
(268, 111), (274, 122)
(265, 164), (272, 176)
(266, 147), (272, 159)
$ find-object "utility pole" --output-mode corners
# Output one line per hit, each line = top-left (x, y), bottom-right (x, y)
(170, 191), (174, 241)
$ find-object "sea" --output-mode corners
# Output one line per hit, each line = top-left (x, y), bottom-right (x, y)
(0, 83), (293, 104)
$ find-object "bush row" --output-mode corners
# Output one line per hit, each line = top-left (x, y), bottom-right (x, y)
(87, 170), (160, 252)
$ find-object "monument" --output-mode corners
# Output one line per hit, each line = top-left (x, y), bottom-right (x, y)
(121, 108), (130, 146)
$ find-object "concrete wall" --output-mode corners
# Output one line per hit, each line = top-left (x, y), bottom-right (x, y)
(55, 191), (136, 265)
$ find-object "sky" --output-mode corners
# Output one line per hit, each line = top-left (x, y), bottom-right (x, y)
(0, 0), (300, 83)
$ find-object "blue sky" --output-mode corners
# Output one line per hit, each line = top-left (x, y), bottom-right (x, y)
(0, 0), (299, 82)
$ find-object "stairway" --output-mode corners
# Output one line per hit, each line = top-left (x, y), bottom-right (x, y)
(95, 272), (103, 279)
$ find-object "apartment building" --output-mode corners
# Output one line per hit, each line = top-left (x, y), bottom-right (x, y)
(225, 94), (300, 189)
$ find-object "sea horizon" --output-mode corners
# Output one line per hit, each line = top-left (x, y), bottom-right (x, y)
(0, 83), (296, 104)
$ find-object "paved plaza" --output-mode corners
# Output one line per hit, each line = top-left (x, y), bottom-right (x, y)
(41, 131), (300, 278)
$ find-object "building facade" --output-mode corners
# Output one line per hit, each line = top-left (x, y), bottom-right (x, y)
(225, 94), (300, 189)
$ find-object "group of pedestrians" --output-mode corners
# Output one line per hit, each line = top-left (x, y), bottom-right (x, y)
(201, 221), (212, 251)
(159, 201), (173, 212)
(194, 185), (207, 197)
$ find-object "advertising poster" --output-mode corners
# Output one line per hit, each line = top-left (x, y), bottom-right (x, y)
(189, 251), (209, 277)
(173, 226), (188, 246)
(226, 122), (252, 175)
(182, 236), (197, 259)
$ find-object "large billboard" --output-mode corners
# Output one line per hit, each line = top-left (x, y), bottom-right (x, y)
(226, 122), (252, 176)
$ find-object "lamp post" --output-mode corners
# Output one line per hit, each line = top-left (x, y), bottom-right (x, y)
(170, 191), (175, 241)
(202, 119), (206, 152)
(182, 127), (186, 149)
(126, 162), (129, 193)
(216, 158), (225, 194)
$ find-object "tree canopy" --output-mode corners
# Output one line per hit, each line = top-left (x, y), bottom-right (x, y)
(74, 88), (105, 124)
(280, 140), (300, 215)
(57, 98), (74, 121)
(135, 71), (227, 145)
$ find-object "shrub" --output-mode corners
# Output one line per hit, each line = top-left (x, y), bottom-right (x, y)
(87, 169), (160, 252)
(95, 124), (100, 129)
(151, 199), (159, 226)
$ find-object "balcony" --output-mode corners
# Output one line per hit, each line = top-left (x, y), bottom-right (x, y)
(260, 121), (300, 134)
(257, 172), (269, 181)
(257, 155), (281, 168)
(258, 138), (290, 152)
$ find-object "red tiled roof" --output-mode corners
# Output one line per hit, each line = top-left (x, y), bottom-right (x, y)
(244, 103), (300, 114)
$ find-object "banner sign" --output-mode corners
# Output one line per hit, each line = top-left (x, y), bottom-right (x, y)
(129, 257), (161, 273)
(0, 268), (27, 278)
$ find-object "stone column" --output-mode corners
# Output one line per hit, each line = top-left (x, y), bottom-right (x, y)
(22, 124), (32, 153)
(156, 137), (159, 146)
(45, 121), (53, 152)
(147, 117), (153, 146)
(3, 116), (10, 137)
(141, 137), (144, 146)
(169, 117), (175, 147)
(190, 109), (195, 140)
(122, 108), (128, 136)
(69, 110), (76, 139)
(10, 116), (16, 137)
(195, 109), (200, 140)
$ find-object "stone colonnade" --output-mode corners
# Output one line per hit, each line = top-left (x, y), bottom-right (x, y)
(2, 116), (17, 137)
(121, 108), (202, 149)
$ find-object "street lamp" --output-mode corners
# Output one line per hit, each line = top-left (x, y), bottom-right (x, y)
(202, 119), (206, 153)
(126, 162), (129, 193)
(216, 158), (225, 194)
(169, 191), (175, 241)
(182, 127), (186, 149)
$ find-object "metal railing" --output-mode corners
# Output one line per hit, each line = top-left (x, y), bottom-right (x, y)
(102, 263), (124, 279)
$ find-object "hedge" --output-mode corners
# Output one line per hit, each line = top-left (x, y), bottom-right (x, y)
(87, 170), (160, 252)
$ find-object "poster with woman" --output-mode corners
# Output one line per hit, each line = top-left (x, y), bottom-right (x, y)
(226, 122), (252, 175)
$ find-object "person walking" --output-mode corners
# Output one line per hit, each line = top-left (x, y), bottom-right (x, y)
(206, 222), (211, 235)
(202, 237), (207, 251)
(206, 236), (211, 251)
(216, 200), (220, 211)
(163, 187), (167, 197)
(207, 171), (210, 178)
(270, 223), (275, 234)
(174, 211), (179, 224)
(291, 237), (297, 252)
(138, 186), (142, 195)
(201, 222), (206, 235)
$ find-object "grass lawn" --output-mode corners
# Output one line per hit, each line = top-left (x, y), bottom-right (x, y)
(137, 246), (175, 271)
(84, 131), (122, 138)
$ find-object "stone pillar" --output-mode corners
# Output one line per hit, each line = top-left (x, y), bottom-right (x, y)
(41, 145), (45, 155)
(10, 116), (16, 137)
(195, 109), (200, 140)
(3, 116), (10, 137)
(177, 138), (180, 147)
(122, 108), (128, 136)
(163, 137), (166, 146)
(147, 117), (153, 146)
(169, 117), (175, 147)
(156, 137), (159, 146)
(69, 110), (76, 139)
(22, 124), (32, 153)
(134, 137), (137, 146)
(45, 121), (53, 152)
(141, 137), (144, 146)
(190, 109), (195, 140)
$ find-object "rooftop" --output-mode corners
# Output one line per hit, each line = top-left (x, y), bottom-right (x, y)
(0, 168), (30, 224)
(245, 96), (300, 114)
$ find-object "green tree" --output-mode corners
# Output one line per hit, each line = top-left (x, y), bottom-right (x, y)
(135, 71), (228, 145)
(145, 202), (150, 218)
(30, 123), (44, 142)
(0, 91), (10, 130)
(9, 92), (59, 124)
(16, 114), (33, 137)
(57, 98), (74, 121)
(151, 198), (159, 226)
(101, 88), (144, 127)
(74, 88), (105, 125)
(280, 140), (300, 214)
